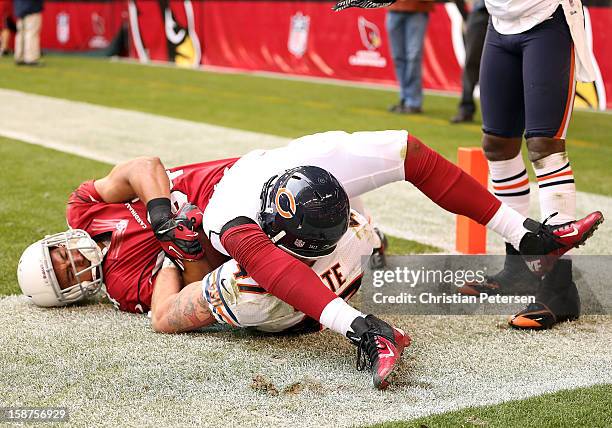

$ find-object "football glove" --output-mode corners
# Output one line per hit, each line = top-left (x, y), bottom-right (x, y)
(333, 0), (395, 12)
(148, 199), (205, 261)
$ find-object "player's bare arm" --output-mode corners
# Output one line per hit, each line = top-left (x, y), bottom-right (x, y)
(150, 263), (216, 333)
(93, 156), (171, 204)
(94, 156), (204, 260)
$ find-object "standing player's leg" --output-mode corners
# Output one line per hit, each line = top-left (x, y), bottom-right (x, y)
(523, 7), (576, 229)
(14, 17), (24, 64)
(512, 7), (579, 329)
(463, 21), (537, 295)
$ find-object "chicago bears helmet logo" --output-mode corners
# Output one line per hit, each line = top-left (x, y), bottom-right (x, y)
(275, 187), (296, 219)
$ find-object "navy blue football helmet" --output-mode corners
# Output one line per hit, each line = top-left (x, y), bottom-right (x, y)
(258, 166), (350, 259)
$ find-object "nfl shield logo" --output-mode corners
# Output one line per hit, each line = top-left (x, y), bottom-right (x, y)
(288, 12), (310, 58)
(56, 13), (70, 45)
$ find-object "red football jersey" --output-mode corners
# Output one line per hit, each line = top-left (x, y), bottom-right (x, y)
(65, 158), (238, 313)
(166, 158), (238, 214)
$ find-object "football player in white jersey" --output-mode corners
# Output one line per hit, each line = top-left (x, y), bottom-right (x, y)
(18, 130), (602, 390)
(469, 0), (595, 329)
(161, 209), (379, 335)
(156, 130), (600, 389)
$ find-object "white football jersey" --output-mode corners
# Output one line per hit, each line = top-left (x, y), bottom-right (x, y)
(485, 0), (560, 34)
(202, 210), (379, 332)
(202, 130), (408, 256)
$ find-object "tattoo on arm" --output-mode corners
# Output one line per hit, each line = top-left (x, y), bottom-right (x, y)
(166, 283), (213, 333)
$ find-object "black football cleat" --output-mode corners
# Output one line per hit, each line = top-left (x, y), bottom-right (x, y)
(510, 259), (580, 330)
(458, 243), (538, 296)
(347, 315), (410, 390)
(519, 211), (604, 276)
(509, 302), (558, 330)
(368, 228), (388, 270)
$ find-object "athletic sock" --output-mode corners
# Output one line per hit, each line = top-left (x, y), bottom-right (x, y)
(320, 298), (366, 336)
(403, 135), (502, 225)
(486, 203), (531, 250)
(403, 136), (533, 254)
(488, 152), (531, 217)
(533, 152), (576, 225)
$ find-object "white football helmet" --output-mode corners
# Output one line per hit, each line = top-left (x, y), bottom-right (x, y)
(17, 229), (104, 307)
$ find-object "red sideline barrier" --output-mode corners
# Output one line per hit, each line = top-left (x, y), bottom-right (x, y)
(126, 0), (612, 110)
(127, 1), (459, 90)
(5, 0), (611, 110)
(33, 1), (126, 52)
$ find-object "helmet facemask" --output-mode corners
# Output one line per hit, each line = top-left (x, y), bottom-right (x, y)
(40, 229), (104, 305)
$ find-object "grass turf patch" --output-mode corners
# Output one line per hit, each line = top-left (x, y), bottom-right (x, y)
(0, 55), (611, 195)
(387, 235), (440, 255)
(0, 137), (432, 296)
(371, 384), (612, 428)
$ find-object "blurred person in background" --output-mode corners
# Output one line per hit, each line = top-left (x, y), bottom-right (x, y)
(0, 1), (16, 56)
(450, 0), (489, 124)
(386, 0), (434, 114)
(13, 0), (43, 65)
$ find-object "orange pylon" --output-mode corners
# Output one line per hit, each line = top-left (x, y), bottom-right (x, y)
(456, 147), (488, 254)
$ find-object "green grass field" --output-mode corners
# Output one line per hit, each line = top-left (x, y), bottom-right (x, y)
(372, 384), (612, 428)
(1, 55), (610, 427)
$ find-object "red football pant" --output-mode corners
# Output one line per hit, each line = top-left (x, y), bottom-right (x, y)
(404, 135), (501, 225)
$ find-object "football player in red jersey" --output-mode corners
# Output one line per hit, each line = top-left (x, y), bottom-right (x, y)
(17, 156), (236, 313)
(18, 130), (603, 390)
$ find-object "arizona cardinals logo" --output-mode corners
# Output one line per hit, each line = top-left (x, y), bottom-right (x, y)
(128, 0), (202, 67)
(358, 16), (381, 51)
(275, 187), (296, 219)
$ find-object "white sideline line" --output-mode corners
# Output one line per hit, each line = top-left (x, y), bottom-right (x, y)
(0, 88), (610, 254)
(0, 128), (122, 164)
